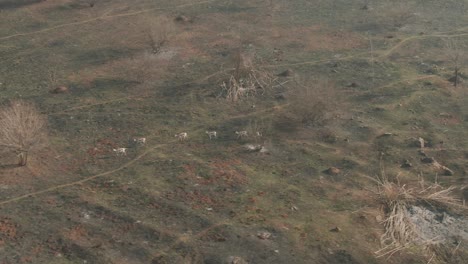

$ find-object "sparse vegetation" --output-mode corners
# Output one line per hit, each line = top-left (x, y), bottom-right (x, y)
(0, 0), (467, 263)
(287, 77), (338, 126)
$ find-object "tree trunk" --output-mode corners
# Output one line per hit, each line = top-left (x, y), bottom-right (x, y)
(18, 151), (28, 166)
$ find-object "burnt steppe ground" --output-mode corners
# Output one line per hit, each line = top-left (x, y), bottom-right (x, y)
(0, 0), (467, 263)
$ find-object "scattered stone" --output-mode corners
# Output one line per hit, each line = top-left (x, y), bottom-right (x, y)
(277, 69), (293, 77)
(401, 159), (413, 168)
(329, 227), (341, 232)
(174, 15), (192, 23)
(378, 132), (393, 138)
(274, 93), (286, 100)
(421, 157), (436, 164)
(418, 137), (425, 149)
(257, 231), (272, 240)
(421, 157), (435, 164)
(324, 167), (340, 175)
(227, 256), (248, 264)
(51, 86), (69, 94)
(346, 82), (359, 88)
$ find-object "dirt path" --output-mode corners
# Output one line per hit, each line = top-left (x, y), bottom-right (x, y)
(381, 32), (468, 58)
(0, 142), (169, 207)
(47, 67), (234, 115)
(0, 0), (218, 41)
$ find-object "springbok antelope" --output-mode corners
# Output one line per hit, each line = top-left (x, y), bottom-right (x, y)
(175, 132), (188, 141)
(113, 148), (127, 156)
(205, 131), (217, 140)
(235, 131), (248, 139)
(133, 137), (146, 145)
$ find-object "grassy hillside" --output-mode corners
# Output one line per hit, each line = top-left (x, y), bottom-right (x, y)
(0, 0), (467, 263)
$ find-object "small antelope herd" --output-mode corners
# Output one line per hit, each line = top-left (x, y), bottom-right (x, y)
(112, 131), (262, 156)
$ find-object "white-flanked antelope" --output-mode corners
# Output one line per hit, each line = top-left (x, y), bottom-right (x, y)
(175, 132), (188, 141)
(235, 131), (248, 139)
(205, 131), (217, 140)
(113, 148), (127, 156)
(133, 137), (146, 145)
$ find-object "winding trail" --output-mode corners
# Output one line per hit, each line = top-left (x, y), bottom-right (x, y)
(0, 0), (217, 41)
(0, 142), (169, 207)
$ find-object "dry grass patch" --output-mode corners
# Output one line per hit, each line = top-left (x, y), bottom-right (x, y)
(373, 164), (465, 259)
(219, 50), (276, 102)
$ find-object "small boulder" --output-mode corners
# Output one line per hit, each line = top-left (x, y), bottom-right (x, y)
(421, 157), (435, 164)
(401, 160), (412, 168)
(257, 231), (272, 240)
(227, 256), (248, 264)
(174, 15), (193, 23)
(274, 93), (286, 100)
(51, 86), (69, 94)
(324, 167), (340, 175)
(377, 132), (393, 138)
(346, 82), (359, 88)
(277, 69), (293, 77)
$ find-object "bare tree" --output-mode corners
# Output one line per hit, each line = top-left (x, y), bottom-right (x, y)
(145, 15), (175, 54)
(0, 100), (47, 166)
(445, 38), (464, 87)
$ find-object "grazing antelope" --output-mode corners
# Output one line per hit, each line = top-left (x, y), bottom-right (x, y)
(113, 148), (127, 156)
(205, 131), (217, 140)
(133, 137), (146, 145)
(235, 131), (248, 139)
(175, 132), (188, 141)
(256, 131), (262, 137)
